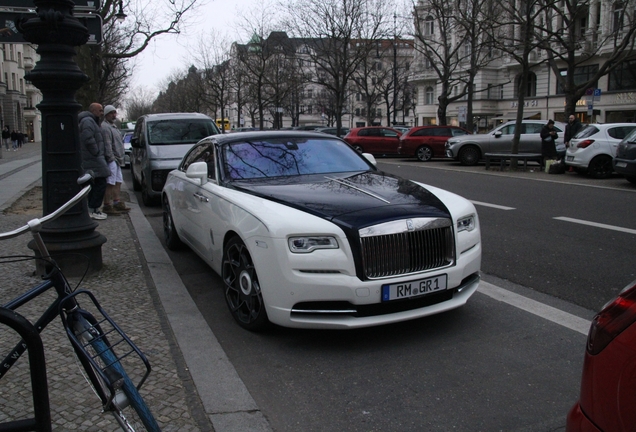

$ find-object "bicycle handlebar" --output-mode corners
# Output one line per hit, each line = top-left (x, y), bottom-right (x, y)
(0, 182), (92, 241)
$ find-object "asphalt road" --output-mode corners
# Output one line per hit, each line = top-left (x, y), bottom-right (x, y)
(124, 160), (631, 431)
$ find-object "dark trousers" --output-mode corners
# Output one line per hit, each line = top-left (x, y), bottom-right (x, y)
(88, 177), (107, 211)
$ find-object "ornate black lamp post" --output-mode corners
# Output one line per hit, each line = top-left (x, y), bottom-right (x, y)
(20, 0), (106, 276)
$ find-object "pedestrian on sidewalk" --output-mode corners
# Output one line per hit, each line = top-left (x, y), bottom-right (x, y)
(79, 102), (109, 220)
(2, 126), (10, 151)
(540, 119), (558, 168)
(11, 130), (18, 150)
(17, 130), (24, 148)
(101, 105), (130, 215)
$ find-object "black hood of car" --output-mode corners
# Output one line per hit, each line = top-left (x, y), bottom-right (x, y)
(231, 171), (451, 229)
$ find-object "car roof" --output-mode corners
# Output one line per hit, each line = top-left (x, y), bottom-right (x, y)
(139, 112), (213, 121)
(203, 130), (346, 145)
(583, 123), (636, 128)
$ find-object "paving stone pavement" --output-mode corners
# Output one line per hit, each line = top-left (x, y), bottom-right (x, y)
(0, 192), (213, 431)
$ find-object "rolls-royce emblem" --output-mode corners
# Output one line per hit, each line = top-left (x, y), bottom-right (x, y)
(406, 219), (414, 231)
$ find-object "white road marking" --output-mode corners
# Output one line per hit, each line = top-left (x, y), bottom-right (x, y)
(554, 216), (636, 235)
(470, 200), (516, 210)
(478, 281), (591, 335)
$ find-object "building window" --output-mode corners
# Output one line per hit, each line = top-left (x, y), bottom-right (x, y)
(425, 86), (434, 104)
(514, 72), (537, 97)
(376, 108), (382, 117)
(18, 52), (22, 68)
(11, 73), (16, 91)
(355, 108), (360, 116)
(609, 59), (636, 90)
(557, 65), (599, 94)
(356, 93), (361, 102)
(20, 79), (24, 94)
(300, 105), (305, 113)
(613, 1), (624, 33)
(307, 89), (313, 98)
(424, 16), (434, 36)
(307, 105), (312, 114)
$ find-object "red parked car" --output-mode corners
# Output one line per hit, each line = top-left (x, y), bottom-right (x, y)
(566, 279), (636, 431)
(398, 125), (471, 161)
(343, 126), (402, 155)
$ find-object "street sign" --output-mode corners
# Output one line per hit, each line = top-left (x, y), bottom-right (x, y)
(0, 0), (100, 10)
(0, 11), (102, 44)
(593, 88), (601, 102)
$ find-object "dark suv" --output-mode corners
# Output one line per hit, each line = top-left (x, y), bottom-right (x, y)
(399, 126), (470, 161)
(613, 128), (636, 184)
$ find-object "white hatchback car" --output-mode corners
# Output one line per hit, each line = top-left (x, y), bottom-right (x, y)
(566, 123), (636, 178)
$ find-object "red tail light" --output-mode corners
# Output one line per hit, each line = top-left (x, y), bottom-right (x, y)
(577, 140), (595, 149)
(587, 280), (636, 355)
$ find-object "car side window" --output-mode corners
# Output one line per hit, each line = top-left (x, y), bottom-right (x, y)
(358, 129), (369, 137)
(609, 126), (636, 140)
(382, 129), (398, 137)
(452, 128), (468, 136)
(500, 125), (515, 135)
(435, 128), (451, 137)
(524, 124), (543, 134)
(413, 129), (433, 137)
(181, 143), (214, 175)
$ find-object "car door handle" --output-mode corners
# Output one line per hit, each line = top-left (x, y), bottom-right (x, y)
(193, 193), (208, 202)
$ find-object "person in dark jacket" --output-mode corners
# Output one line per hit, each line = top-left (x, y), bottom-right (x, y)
(10, 130), (18, 150)
(564, 115), (583, 148)
(2, 126), (10, 151)
(79, 103), (109, 220)
(540, 120), (558, 167)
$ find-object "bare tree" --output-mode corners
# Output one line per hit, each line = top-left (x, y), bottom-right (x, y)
(284, 0), (392, 135)
(412, 0), (470, 125)
(124, 86), (156, 121)
(539, 0), (636, 117)
(194, 31), (234, 132)
(76, 0), (202, 107)
(493, 0), (558, 158)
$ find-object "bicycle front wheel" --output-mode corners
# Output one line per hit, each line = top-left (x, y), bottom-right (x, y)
(66, 309), (160, 432)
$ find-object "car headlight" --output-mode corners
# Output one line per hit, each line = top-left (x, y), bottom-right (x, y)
(288, 236), (339, 253)
(457, 215), (476, 232)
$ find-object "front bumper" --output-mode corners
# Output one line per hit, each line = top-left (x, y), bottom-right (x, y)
(613, 157), (636, 176)
(251, 234), (482, 329)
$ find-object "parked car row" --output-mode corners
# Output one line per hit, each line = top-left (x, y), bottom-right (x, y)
(566, 123), (636, 178)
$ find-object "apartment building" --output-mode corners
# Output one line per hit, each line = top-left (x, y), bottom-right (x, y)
(1, 43), (42, 142)
(410, 0), (636, 132)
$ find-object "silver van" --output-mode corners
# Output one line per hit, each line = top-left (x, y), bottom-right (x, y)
(130, 113), (219, 205)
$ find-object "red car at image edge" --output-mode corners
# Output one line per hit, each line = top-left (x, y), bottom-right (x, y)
(566, 279), (636, 431)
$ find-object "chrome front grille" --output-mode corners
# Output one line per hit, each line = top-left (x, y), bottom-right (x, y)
(359, 218), (454, 279)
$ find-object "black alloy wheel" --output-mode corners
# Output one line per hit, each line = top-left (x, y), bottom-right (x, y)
(587, 155), (613, 179)
(459, 146), (480, 166)
(222, 236), (269, 331)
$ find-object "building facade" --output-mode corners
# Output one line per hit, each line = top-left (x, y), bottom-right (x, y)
(410, 0), (636, 132)
(1, 43), (42, 142)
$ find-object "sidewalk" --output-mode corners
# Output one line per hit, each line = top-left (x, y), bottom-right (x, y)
(0, 145), (271, 431)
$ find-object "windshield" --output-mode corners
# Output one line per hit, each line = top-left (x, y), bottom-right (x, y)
(222, 137), (372, 180)
(147, 119), (218, 145)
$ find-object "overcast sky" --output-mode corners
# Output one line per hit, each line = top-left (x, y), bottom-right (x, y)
(130, 0), (254, 93)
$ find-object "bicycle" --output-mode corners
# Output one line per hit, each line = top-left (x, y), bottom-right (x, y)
(0, 174), (160, 432)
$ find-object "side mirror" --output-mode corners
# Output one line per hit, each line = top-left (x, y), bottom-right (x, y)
(362, 153), (377, 166)
(494, 131), (502, 138)
(185, 161), (208, 185)
(130, 136), (140, 148)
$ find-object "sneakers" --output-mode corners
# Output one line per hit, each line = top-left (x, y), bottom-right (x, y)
(102, 204), (120, 215)
(113, 201), (131, 212)
(90, 211), (107, 220)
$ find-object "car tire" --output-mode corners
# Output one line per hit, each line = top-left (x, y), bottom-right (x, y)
(459, 146), (480, 166)
(132, 171), (141, 191)
(222, 236), (270, 331)
(625, 175), (636, 184)
(141, 179), (158, 206)
(162, 196), (183, 250)
(587, 155), (613, 179)
(416, 145), (433, 162)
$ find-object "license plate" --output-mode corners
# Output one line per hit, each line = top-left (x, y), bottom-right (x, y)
(616, 162), (627, 168)
(566, 156), (574, 161)
(382, 275), (447, 301)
